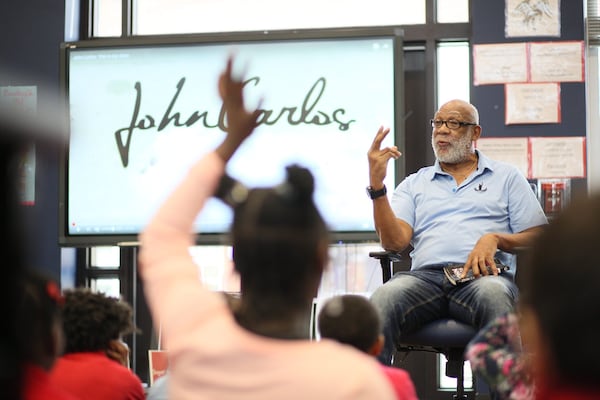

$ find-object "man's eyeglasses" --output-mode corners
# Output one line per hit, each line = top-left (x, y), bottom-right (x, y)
(430, 119), (477, 130)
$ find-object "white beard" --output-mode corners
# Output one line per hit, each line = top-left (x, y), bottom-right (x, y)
(432, 131), (474, 164)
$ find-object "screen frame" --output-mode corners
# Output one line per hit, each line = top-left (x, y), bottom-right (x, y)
(58, 26), (405, 247)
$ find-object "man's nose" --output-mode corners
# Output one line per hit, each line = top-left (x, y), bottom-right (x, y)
(434, 126), (450, 135)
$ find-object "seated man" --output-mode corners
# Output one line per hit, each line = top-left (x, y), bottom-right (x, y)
(367, 99), (548, 364)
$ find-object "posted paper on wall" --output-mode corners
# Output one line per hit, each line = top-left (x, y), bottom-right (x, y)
(0, 85), (37, 205)
(505, 0), (561, 38)
(530, 136), (586, 178)
(475, 137), (530, 178)
(529, 41), (584, 83)
(505, 83), (561, 125)
(473, 43), (529, 86)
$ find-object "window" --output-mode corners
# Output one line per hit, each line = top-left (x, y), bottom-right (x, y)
(436, 41), (471, 107)
(125, 0), (425, 35)
(436, 0), (470, 23)
(91, 246), (120, 268)
(93, 0), (122, 37)
(189, 245), (237, 292)
(90, 277), (121, 298)
(61, 248), (77, 289)
(87, 246), (121, 297)
(438, 356), (473, 391)
(75, 0), (472, 391)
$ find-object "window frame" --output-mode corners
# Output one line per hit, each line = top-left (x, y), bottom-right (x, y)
(74, 0), (472, 394)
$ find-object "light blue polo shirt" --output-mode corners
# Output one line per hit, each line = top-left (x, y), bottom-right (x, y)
(391, 150), (547, 270)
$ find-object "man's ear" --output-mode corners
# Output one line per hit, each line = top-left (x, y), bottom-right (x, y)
(471, 125), (482, 142)
(368, 334), (385, 357)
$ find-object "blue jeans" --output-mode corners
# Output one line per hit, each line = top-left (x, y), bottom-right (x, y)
(370, 266), (519, 364)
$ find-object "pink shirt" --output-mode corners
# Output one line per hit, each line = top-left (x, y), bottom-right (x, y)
(139, 151), (396, 400)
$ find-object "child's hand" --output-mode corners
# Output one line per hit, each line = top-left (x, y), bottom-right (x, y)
(216, 56), (262, 162)
(106, 339), (130, 368)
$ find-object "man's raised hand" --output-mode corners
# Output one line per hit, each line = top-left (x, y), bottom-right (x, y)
(368, 126), (401, 186)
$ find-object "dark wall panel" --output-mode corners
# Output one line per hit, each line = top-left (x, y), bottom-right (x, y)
(472, 1), (585, 138)
(0, 0), (65, 282)
(471, 1), (586, 196)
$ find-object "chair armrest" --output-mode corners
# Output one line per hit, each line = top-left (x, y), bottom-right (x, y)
(369, 250), (403, 283)
(368, 250), (403, 262)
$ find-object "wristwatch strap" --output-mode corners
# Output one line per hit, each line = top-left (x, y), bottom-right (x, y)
(366, 185), (387, 200)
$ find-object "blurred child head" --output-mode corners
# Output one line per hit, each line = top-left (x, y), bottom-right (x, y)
(318, 294), (384, 356)
(519, 194), (600, 390)
(230, 165), (329, 313)
(61, 288), (136, 354)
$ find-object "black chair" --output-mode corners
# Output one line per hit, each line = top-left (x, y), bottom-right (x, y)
(369, 251), (476, 400)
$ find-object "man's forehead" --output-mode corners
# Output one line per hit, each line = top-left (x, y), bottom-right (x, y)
(435, 108), (466, 118)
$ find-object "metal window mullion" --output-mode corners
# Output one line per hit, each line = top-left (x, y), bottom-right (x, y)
(122, 0), (133, 37)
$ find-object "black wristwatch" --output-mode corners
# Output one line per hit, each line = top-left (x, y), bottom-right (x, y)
(366, 185), (387, 200)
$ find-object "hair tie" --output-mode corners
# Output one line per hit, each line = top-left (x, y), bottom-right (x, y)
(215, 174), (249, 208)
(46, 281), (65, 306)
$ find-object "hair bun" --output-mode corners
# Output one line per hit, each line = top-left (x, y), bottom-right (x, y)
(284, 164), (314, 203)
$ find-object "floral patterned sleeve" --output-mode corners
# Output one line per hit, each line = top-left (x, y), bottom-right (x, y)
(465, 313), (534, 400)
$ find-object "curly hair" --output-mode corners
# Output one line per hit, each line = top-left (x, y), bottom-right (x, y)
(61, 288), (136, 354)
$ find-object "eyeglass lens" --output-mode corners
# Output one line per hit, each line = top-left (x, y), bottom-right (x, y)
(431, 119), (461, 129)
